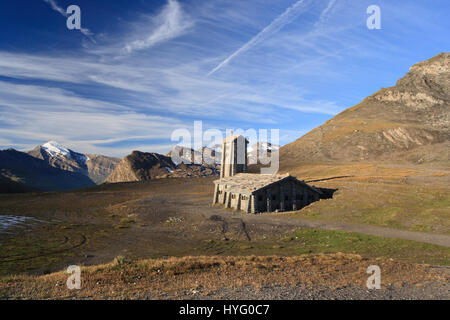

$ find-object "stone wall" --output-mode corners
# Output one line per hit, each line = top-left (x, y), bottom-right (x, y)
(213, 179), (320, 214)
(220, 136), (248, 178)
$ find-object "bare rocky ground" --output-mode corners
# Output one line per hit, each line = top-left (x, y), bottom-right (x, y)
(184, 282), (450, 300)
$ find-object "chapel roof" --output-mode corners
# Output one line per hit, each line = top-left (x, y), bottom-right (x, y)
(214, 173), (321, 195)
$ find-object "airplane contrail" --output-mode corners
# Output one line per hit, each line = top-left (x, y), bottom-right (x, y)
(316, 0), (337, 25)
(207, 0), (313, 76)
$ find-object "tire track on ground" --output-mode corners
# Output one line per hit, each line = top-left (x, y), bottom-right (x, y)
(0, 235), (87, 262)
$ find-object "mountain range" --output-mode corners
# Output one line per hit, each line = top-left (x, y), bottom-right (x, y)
(28, 141), (120, 184)
(248, 142), (279, 165)
(105, 149), (220, 183)
(1, 53), (448, 191)
(0, 148), (95, 192)
(104, 142), (281, 183)
(0, 141), (120, 192)
(166, 145), (222, 168)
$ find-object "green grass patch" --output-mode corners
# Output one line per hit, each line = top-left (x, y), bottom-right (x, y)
(197, 229), (450, 266)
(286, 182), (450, 234)
(283, 229), (450, 265)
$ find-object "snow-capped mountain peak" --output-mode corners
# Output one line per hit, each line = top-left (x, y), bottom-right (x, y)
(260, 142), (279, 151)
(41, 141), (89, 162)
(42, 141), (71, 157)
(248, 142), (279, 153)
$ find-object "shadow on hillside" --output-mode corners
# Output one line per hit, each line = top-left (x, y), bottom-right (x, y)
(316, 187), (338, 200)
(305, 175), (353, 183)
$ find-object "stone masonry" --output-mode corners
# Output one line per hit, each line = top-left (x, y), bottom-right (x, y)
(213, 134), (321, 214)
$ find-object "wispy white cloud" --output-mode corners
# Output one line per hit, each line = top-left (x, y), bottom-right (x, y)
(123, 0), (193, 54)
(43, 0), (66, 16)
(3, 1), (352, 127)
(207, 0), (313, 76)
(0, 80), (186, 156)
(0, 80), (130, 113)
(0, 51), (283, 122)
(80, 27), (94, 38)
(43, 0), (96, 42)
(4, 0), (442, 155)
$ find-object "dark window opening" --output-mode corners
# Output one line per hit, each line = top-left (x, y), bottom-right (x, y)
(258, 195), (263, 201)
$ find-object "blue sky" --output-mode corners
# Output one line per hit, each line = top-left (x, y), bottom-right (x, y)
(0, 0), (449, 157)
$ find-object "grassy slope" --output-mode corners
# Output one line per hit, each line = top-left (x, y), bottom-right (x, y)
(279, 163), (450, 234)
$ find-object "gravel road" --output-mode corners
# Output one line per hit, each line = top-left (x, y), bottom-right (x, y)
(178, 282), (450, 300)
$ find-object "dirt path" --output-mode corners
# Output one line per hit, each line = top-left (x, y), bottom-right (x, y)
(241, 214), (450, 247)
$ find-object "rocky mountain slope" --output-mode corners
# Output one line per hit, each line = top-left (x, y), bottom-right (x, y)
(280, 53), (450, 169)
(105, 150), (219, 183)
(84, 154), (121, 184)
(28, 141), (120, 184)
(0, 175), (38, 193)
(167, 145), (221, 168)
(0, 149), (95, 191)
(168, 143), (280, 167)
(105, 151), (175, 182)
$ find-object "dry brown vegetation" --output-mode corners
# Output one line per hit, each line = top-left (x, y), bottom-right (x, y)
(1, 253), (448, 299)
